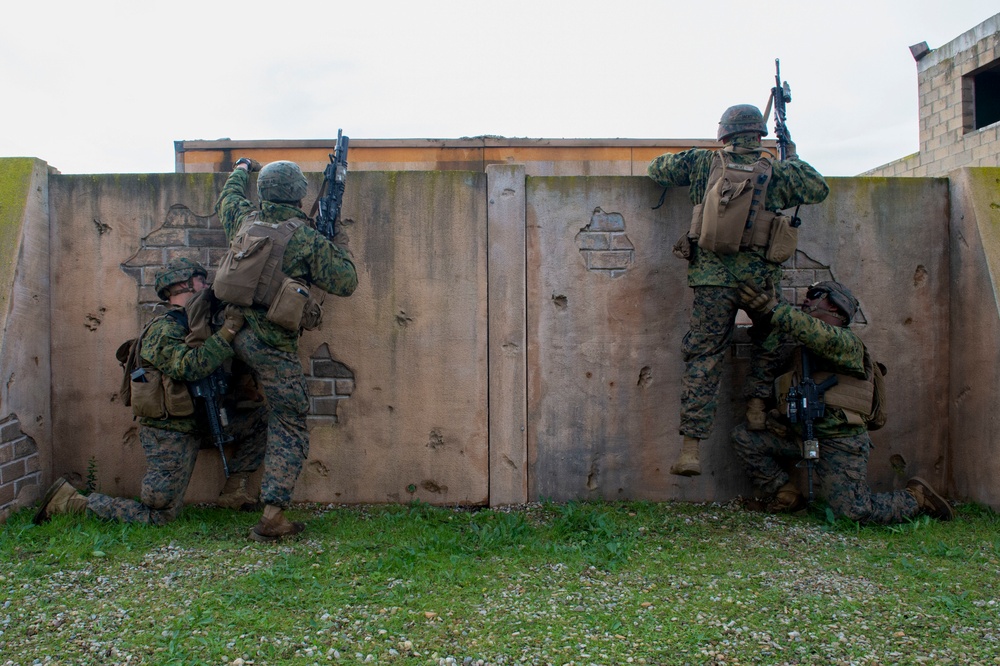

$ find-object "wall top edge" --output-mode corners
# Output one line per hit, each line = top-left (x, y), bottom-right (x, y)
(917, 12), (1000, 73)
(175, 137), (739, 151)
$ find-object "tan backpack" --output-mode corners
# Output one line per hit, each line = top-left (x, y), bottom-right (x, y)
(212, 213), (324, 331)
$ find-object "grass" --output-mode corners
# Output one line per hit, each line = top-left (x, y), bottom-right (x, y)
(1, 499), (998, 665)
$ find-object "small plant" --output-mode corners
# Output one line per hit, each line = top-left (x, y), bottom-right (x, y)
(85, 455), (99, 494)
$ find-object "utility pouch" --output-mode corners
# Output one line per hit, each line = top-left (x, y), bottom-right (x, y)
(301, 289), (326, 331)
(213, 235), (272, 306)
(163, 377), (195, 417)
(130, 367), (166, 419)
(764, 214), (799, 264)
(672, 233), (694, 261)
(266, 277), (310, 331)
(699, 174), (754, 255)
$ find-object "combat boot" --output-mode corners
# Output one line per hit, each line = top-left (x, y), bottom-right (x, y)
(217, 472), (260, 512)
(766, 481), (805, 513)
(906, 477), (955, 521)
(746, 398), (767, 431)
(670, 436), (702, 477)
(249, 504), (305, 542)
(33, 478), (88, 525)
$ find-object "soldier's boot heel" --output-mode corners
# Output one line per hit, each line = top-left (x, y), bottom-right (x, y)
(670, 437), (702, 477)
(249, 504), (305, 542)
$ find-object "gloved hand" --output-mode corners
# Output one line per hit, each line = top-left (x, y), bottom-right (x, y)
(219, 305), (245, 343)
(234, 157), (262, 172)
(738, 279), (778, 317)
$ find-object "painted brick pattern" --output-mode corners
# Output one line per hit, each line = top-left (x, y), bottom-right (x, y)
(306, 343), (355, 426)
(0, 415), (41, 522)
(576, 208), (634, 277)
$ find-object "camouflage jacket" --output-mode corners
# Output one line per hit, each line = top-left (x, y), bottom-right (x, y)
(138, 306), (235, 434)
(215, 169), (359, 352)
(771, 304), (867, 439)
(647, 135), (830, 288)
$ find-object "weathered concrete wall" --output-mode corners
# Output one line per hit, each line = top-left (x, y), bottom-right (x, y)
(6, 156), (996, 511)
(525, 175), (951, 502)
(0, 159), (51, 518)
(46, 170), (489, 506)
(948, 167), (1000, 507)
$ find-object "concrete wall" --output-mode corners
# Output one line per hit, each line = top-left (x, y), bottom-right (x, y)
(4, 156), (999, 512)
(0, 159), (51, 519)
(865, 14), (1000, 177)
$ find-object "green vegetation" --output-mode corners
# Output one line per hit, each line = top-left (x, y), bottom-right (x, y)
(1, 500), (997, 665)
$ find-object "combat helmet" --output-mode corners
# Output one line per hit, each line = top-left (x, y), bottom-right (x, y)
(155, 258), (207, 300)
(809, 281), (859, 323)
(257, 160), (309, 204)
(717, 104), (769, 142)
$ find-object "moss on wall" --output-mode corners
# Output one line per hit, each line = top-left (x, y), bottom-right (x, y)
(0, 158), (36, 304)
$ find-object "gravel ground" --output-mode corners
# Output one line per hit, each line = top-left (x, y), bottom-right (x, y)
(2, 501), (998, 665)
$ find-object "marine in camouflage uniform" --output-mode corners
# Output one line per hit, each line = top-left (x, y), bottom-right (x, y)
(647, 104), (830, 476)
(731, 280), (954, 523)
(215, 158), (358, 541)
(34, 260), (267, 525)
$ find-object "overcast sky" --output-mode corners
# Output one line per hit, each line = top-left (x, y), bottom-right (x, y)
(1, 1), (996, 176)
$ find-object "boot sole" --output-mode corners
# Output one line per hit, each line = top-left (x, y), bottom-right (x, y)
(910, 477), (956, 521)
(32, 478), (68, 525)
(248, 522), (305, 543)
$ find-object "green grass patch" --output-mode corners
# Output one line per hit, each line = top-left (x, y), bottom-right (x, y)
(1, 500), (997, 664)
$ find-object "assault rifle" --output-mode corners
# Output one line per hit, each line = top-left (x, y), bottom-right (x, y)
(770, 58), (793, 161)
(786, 349), (838, 502)
(188, 368), (233, 478)
(315, 128), (350, 240)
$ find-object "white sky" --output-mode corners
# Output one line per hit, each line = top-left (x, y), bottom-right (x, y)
(1, 1), (997, 176)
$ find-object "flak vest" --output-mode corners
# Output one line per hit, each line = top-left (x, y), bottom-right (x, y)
(776, 346), (887, 431)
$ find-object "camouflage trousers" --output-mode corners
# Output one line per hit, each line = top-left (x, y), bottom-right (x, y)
(233, 327), (310, 508)
(680, 286), (785, 439)
(730, 423), (920, 524)
(87, 407), (267, 525)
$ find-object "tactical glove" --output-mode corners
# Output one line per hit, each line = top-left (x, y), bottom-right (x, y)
(738, 280), (778, 317)
(234, 157), (262, 173)
(219, 305), (245, 343)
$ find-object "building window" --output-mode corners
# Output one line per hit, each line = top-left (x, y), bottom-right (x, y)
(966, 60), (1000, 131)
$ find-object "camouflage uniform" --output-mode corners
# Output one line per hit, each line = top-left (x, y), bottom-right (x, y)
(730, 303), (920, 523)
(88, 309), (267, 524)
(215, 168), (358, 508)
(648, 134), (830, 439)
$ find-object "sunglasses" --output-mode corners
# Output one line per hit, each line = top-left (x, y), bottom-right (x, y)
(806, 288), (828, 300)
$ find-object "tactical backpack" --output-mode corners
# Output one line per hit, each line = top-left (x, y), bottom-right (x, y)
(212, 212), (324, 331)
(681, 148), (799, 264)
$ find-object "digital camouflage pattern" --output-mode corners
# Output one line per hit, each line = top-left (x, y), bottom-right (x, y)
(232, 328), (310, 508)
(215, 168), (359, 353)
(154, 258), (207, 300)
(731, 426), (918, 524)
(648, 133), (829, 440)
(138, 308), (236, 433)
(215, 166), (359, 509)
(730, 301), (919, 524)
(257, 160), (309, 203)
(87, 408), (267, 524)
(647, 134), (830, 288)
(681, 287), (787, 439)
